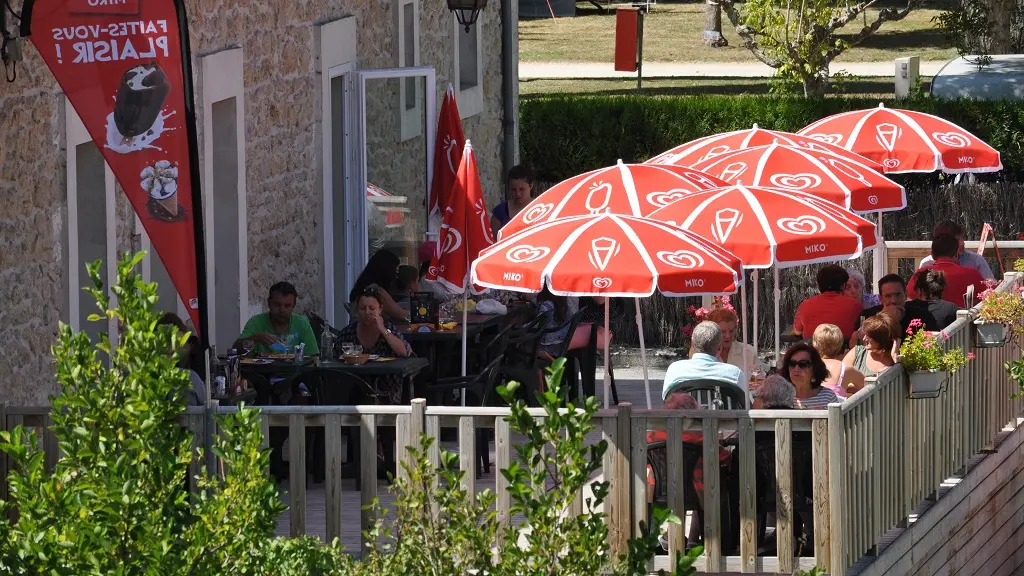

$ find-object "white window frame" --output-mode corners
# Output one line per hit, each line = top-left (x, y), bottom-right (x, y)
(396, 0), (423, 141)
(318, 16), (358, 326)
(452, 15), (484, 119)
(63, 96), (118, 341)
(200, 47), (248, 347)
(353, 67), (436, 286)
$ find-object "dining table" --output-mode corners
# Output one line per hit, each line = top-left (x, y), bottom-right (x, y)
(235, 356), (430, 404)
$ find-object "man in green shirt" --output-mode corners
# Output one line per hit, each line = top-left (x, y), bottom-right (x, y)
(234, 282), (320, 355)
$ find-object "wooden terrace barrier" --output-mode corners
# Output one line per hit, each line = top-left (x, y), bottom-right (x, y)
(2, 273), (1022, 574)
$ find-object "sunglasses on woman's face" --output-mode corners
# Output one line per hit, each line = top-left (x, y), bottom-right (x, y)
(788, 359), (813, 369)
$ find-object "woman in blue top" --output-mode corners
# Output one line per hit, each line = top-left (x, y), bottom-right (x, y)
(490, 165), (536, 237)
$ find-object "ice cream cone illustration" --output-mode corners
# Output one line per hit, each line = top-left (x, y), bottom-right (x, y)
(141, 160), (180, 219)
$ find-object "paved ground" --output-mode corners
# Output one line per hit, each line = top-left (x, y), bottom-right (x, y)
(519, 60), (948, 79)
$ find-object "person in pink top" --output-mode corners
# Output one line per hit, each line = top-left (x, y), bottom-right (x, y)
(907, 235), (987, 308)
(792, 265), (863, 339)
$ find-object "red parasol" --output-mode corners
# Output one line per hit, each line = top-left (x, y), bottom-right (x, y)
(688, 143), (907, 213)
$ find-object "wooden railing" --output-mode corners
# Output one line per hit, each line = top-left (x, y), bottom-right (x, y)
(883, 240), (1024, 276)
(2, 274), (1022, 575)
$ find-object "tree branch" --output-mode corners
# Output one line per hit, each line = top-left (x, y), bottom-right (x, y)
(719, 0), (785, 68)
(823, 0), (924, 62)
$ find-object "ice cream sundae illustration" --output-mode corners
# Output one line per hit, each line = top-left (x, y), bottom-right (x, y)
(106, 63), (176, 154)
(141, 160), (183, 220)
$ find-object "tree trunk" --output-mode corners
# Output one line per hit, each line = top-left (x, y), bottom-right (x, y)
(986, 0), (1015, 52)
(801, 70), (828, 97)
(703, 0), (728, 47)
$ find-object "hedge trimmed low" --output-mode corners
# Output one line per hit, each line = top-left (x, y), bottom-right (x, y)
(520, 95), (1024, 182)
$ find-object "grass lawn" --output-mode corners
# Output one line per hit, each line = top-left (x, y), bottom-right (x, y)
(519, 1), (958, 64)
(519, 76), (933, 98)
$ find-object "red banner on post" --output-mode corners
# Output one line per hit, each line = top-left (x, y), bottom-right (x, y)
(22, 0), (206, 338)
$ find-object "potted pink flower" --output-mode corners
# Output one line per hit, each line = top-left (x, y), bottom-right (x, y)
(975, 281), (1024, 348)
(899, 319), (974, 399)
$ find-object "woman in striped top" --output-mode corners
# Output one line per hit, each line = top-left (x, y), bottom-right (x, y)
(778, 342), (839, 409)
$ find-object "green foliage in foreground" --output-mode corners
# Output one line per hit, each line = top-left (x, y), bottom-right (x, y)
(0, 252), (700, 575)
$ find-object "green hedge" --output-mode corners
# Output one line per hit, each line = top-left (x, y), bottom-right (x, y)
(520, 95), (1024, 182)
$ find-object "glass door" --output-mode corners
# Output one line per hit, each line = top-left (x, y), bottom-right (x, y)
(352, 67), (436, 309)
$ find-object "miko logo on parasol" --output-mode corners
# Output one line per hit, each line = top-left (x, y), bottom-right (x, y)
(777, 215), (827, 236)
(770, 173), (822, 190)
(521, 203), (553, 224)
(506, 245), (549, 263)
(657, 249), (705, 269)
(932, 132), (971, 148)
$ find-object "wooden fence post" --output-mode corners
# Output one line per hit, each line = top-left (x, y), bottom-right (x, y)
(828, 404), (847, 576)
(607, 403), (632, 558)
(289, 413), (307, 537)
(325, 412), (343, 543)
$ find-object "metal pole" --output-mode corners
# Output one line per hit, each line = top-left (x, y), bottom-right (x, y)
(636, 9), (644, 90)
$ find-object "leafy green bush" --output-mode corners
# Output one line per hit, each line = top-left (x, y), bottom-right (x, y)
(0, 253), (353, 576)
(0, 252), (701, 575)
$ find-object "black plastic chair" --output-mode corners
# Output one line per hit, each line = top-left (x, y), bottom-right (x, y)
(426, 354), (506, 477)
(537, 308), (591, 401)
(754, 432), (815, 555)
(666, 378), (749, 410)
(497, 311), (552, 406)
(292, 369), (376, 490)
(648, 439), (734, 552)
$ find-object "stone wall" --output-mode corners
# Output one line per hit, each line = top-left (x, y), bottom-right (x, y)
(0, 0), (508, 404)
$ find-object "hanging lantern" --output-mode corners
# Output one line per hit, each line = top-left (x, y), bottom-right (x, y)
(447, 0), (488, 32)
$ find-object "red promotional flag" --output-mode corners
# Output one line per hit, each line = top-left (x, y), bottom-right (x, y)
(427, 84), (466, 218)
(427, 140), (494, 293)
(20, 0), (206, 339)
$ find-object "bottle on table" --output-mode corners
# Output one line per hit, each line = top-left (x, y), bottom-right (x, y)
(320, 325), (335, 361)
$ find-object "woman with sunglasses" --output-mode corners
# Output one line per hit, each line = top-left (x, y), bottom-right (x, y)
(778, 342), (838, 409)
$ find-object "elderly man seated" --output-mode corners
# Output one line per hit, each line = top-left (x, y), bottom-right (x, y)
(664, 321), (749, 408)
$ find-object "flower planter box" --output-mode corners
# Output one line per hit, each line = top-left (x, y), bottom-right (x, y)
(974, 322), (1007, 348)
(908, 369), (946, 399)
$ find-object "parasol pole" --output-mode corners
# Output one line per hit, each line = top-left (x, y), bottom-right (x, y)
(634, 297), (652, 409)
(461, 288), (469, 406)
(752, 269), (760, 364)
(604, 297), (611, 409)
(872, 211), (885, 292)
(774, 266), (782, 366)
(740, 270), (750, 387)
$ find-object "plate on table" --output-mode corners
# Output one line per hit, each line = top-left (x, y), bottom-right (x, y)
(263, 353), (295, 360)
(241, 358), (273, 365)
(370, 356), (396, 363)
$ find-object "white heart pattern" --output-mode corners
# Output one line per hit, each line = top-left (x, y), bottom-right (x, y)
(506, 244), (550, 263)
(646, 189), (691, 208)
(657, 250), (705, 269)
(931, 131), (971, 148)
(440, 226), (463, 255)
(769, 173), (822, 190)
(777, 215), (827, 236)
(882, 158), (900, 169)
(808, 133), (844, 145)
(593, 278), (613, 289)
(522, 203), (554, 224)
(867, 195), (878, 205)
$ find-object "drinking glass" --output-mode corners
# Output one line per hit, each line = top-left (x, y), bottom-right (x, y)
(242, 340), (255, 356)
(352, 344), (363, 355)
(341, 343), (355, 356)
